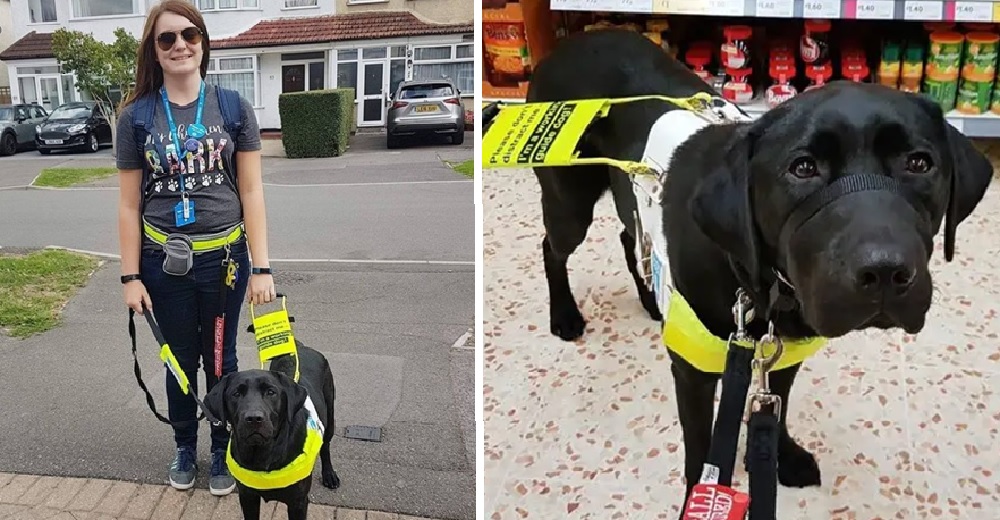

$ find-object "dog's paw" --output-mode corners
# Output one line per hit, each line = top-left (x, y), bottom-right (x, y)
(322, 470), (341, 490)
(550, 307), (586, 341)
(778, 441), (821, 488)
(639, 291), (663, 322)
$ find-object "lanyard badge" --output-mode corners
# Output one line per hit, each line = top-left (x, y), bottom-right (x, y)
(161, 82), (206, 228)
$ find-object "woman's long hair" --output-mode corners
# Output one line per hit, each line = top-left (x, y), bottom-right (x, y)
(119, 0), (210, 111)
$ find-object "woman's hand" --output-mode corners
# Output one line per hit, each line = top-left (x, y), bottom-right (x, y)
(248, 273), (276, 305)
(124, 280), (152, 314)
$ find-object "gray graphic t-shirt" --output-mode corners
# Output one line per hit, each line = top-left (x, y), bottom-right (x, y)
(116, 86), (260, 249)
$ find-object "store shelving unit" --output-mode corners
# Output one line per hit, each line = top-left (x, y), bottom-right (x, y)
(482, 0), (1000, 136)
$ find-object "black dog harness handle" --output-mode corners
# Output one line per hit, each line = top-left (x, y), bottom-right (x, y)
(128, 306), (223, 427)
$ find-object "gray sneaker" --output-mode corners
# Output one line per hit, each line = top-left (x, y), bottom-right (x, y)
(209, 448), (236, 496)
(168, 446), (197, 490)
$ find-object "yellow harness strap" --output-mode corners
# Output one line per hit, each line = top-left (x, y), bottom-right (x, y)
(142, 219), (244, 253)
(226, 395), (325, 489)
(662, 289), (827, 374)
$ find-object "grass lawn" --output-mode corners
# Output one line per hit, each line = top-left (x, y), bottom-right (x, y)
(34, 167), (118, 188)
(0, 249), (100, 338)
(452, 159), (473, 178)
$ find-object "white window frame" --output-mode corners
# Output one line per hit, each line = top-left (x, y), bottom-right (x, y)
(71, 0), (141, 19)
(28, 0), (59, 24)
(284, 0), (319, 8)
(347, 0), (389, 4)
(205, 55), (260, 108)
(280, 57), (328, 93)
(196, 0), (259, 11)
(411, 43), (474, 97)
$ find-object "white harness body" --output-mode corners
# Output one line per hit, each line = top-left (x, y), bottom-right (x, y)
(629, 102), (752, 317)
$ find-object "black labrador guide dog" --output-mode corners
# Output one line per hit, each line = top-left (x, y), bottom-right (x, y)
(527, 29), (993, 510)
(205, 345), (340, 520)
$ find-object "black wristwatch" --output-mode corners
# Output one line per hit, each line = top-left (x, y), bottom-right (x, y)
(251, 267), (273, 275)
(121, 274), (142, 284)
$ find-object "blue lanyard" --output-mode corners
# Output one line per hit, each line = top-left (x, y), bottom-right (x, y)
(160, 81), (206, 193)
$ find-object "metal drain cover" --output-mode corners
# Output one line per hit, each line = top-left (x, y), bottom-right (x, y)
(345, 425), (382, 442)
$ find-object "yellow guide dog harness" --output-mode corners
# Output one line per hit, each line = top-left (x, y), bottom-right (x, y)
(481, 93), (827, 373)
(223, 294), (321, 489)
(226, 394), (325, 490)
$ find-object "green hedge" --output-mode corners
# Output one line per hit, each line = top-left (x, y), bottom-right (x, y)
(278, 88), (354, 158)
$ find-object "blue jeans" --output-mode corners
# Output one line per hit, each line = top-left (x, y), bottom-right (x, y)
(140, 238), (249, 452)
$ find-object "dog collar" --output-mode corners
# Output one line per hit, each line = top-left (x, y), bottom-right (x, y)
(226, 395), (325, 490)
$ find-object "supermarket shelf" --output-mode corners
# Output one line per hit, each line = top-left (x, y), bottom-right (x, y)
(482, 96), (1000, 136)
(550, 0), (1000, 22)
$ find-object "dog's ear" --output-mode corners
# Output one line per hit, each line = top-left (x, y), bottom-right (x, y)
(689, 127), (762, 292)
(942, 121), (994, 261)
(275, 372), (308, 426)
(204, 373), (233, 424)
(908, 92), (994, 261)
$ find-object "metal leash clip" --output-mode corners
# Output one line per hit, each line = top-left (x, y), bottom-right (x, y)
(748, 321), (784, 418)
(730, 288), (755, 343)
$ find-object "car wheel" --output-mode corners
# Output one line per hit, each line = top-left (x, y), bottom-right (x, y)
(0, 132), (16, 156)
(451, 131), (465, 145)
(87, 133), (99, 153)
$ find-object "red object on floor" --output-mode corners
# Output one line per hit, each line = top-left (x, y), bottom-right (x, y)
(682, 483), (750, 520)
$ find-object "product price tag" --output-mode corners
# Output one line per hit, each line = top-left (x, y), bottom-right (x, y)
(903, 0), (942, 19)
(953, 1), (993, 21)
(655, 0), (743, 15)
(803, 0), (841, 18)
(756, 0), (794, 16)
(616, 0), (654, 11)
(855, 0), (895, 18)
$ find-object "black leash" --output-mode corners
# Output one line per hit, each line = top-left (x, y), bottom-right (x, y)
(682, 289), (780, 520)
(128, 305), (223, 427)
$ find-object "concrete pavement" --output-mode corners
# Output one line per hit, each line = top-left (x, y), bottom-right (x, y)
(0, 133), (476, 520)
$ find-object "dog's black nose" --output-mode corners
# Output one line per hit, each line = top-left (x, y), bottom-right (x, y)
(244, 412), (264, 425)
(854, 254), (915, 294)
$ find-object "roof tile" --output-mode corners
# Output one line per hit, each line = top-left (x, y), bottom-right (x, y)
(0, 12), (472, 61)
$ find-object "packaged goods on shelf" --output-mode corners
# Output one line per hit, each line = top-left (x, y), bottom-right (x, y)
(496, 1), (1000, 135)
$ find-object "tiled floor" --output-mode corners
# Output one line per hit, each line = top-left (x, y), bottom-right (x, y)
(483, 154), (1000, 519)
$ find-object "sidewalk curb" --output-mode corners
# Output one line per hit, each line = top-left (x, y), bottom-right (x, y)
(0, 472), (445, 520)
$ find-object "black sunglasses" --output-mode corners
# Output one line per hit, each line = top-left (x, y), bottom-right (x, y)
(156, 26), (203, 51)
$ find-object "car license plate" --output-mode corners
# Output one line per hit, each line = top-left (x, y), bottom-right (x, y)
(45, 139), (62, 145)
(414, 105), (437, 113)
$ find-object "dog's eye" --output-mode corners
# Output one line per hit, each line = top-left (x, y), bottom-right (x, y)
(789, 158), (818, 179)
(906, 152), (934, 174)
(266, 388), (277, 396)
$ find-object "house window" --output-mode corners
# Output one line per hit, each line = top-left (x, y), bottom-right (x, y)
(205, 56), (257, 106)
(285, 0), (318, 7)
(336, 49), (358, 95)
(29, 0), (58, 23)
(72, 0), (139, 17)
(412, 43), (474, 95)
(197, 0), (258, 10)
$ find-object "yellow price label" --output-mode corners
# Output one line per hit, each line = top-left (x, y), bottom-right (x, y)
(993, 1), (1000, 21)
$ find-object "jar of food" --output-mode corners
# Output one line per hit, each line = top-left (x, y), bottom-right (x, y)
(721, 25), (753, 69)
(766, 60), (798, 107)
(843, 59), (870, 82)
(800, 19), (832, 66)
(722, 67), (754, 103)
(878, 42), (902, 88)
(804, 63), (833, 91)
(685, 45), (713, 83)
(898, 43), (924, 93)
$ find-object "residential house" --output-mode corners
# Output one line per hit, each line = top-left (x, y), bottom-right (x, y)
(0, 0), (473, 131)
(0, 0), (12, 101)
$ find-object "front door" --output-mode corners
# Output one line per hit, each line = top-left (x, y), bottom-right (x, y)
(359, 61), (386, 127)
(38, 76), (61, 112)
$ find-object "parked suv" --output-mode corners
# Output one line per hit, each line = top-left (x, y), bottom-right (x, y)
(35, 101), (113, 154)
(0, 103), (48, 156)
(386, 79), (465, 149)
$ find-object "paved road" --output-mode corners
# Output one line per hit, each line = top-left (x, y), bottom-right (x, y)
(0, 134), (476, 520)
